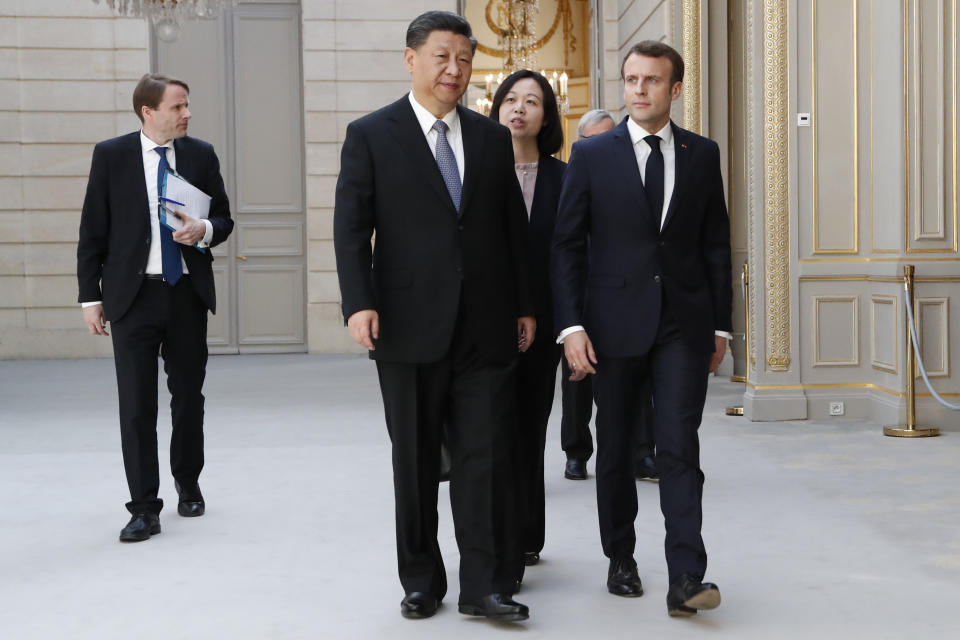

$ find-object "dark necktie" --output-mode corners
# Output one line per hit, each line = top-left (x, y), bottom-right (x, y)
(644, 134), (664, 229)
(432, 120), (462, 211)
(155, 146), (182, 285)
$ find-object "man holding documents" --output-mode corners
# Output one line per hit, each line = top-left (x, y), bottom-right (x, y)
(77, 73), (234, 542)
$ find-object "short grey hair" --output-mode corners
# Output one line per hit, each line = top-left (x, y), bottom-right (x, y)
(577, 109), (616, 140)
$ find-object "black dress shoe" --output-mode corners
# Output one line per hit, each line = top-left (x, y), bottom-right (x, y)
(458, 593), (529, 621)
(634, 455), (660, 481)
(564, 458), (587, 480)
(400, 592), (439, 619)
(523, 551), (540, 566)
(666, 573), (721, 617)
(175, 481), (205, 517)
(119, 512), (160, 542)
(607, 556), (643, 597)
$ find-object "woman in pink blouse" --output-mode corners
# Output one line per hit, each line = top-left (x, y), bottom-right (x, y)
(490, 70), (566, 570)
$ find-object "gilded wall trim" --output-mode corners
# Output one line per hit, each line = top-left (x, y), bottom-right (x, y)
(812, 0), (859, 254)
(681, 0), (702, 133)
(763, 0), (791, 371)
(746, 0), (759, 371)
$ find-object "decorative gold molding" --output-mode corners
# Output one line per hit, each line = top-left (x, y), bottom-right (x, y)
(870, 294), (899, 373)
(904, 0), (960, 254)
(746, 0), (759, 371)
(681, 0), (702, 134)
(811, 0), (859, 255)
(763, 0), (791, 371)
(746, 381), (960, 398)
(799, 275), (960, 282)
(812, 295), (860, 366)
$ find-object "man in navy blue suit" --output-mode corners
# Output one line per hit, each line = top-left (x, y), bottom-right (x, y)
(551, 41), (732, 617)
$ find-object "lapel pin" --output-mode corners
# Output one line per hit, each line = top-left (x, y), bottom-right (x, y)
(681, 143), (688, 149)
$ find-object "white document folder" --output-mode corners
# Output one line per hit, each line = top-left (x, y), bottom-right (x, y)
(159, 170), (211, 232)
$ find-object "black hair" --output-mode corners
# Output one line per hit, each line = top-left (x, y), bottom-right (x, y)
(406, 11), (477, 53)
(488, 69), (564, 156)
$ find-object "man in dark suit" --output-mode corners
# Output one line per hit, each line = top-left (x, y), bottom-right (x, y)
(334, 11), (533, 623)
(77, 73), (233, 542)
(560, 110), (659, 483)
(552, 41), (732, 617)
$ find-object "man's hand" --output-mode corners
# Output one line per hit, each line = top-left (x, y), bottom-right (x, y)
(347, 309), (379, 350)
(517, 316), (537, 352)
(709, 335), (728, 373)
(171, 211), (207, 246)
(82, 304), (108, 336)
(563, 330), (597, 381)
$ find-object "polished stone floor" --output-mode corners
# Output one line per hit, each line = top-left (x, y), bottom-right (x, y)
(1, 354), (958, 639)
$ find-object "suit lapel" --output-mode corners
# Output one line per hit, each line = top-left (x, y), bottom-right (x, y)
(611, 119), (656, 229)
(457, 105), (483, 216)
(127, 132), (152, 226)
(385, 97), (457, 214)
(661, 121), (689, 233)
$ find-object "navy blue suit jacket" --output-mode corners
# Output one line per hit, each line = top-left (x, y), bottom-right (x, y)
(551, 118), (732, 358)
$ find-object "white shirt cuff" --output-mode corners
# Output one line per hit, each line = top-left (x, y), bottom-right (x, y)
(197, 219), (214, 248)
(715, 330), (733, 340)
(556, 325), (585, 344)
(81, 301), (102, 308)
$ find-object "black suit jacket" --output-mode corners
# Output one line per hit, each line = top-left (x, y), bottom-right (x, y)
(526, 154), (566, 340)
(77, 132), (233, 321)
(334, 95), (534, 364)
(551, 118), (732, 358)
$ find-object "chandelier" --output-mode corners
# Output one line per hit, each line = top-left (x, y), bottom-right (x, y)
(492, 0), (540, 72)
(93, 0), (236, 43)
(476, 1), (569, 117)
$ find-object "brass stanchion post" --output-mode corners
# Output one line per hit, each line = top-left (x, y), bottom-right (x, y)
(883, 265), (940, 437)
(726, 262), (748, 416)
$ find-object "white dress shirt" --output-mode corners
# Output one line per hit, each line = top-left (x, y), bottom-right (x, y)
(557, 118), (732, 344)
(407, 92), (465, 182)
(627, 118), (675, 230)
(81, 131), (214, 308)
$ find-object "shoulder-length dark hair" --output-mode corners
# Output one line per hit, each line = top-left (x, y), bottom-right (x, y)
(489, 69), (563, 156)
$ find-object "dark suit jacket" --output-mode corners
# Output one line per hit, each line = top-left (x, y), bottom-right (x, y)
(551, 118), (732, 358)
(526, 154), (566, 340)
(334, 95), (534, 364)
(77, 132), (233, 321)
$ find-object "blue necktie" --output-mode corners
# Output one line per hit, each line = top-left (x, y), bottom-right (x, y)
(432, 120), (462, 211)
(644, 134), (664, 229)
(155, 146), (182, 285)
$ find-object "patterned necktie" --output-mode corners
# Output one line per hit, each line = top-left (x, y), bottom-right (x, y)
(644, 134), (664, 229)
(155, 146), (182, 285)
(432, 120), (462, 211)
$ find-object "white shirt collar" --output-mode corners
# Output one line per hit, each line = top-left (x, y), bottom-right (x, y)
(626, 118), (673, 149)
(408, 92), (460, 138)
(140, 130), (173, 154)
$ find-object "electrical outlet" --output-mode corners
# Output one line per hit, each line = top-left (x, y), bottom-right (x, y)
(829, 401), (845, 416)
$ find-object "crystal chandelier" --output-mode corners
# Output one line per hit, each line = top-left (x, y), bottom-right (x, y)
(494, 0), (540, 72)
(93, 0), (236, 43)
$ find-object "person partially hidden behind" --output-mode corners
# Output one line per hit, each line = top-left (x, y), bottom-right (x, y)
(552, 41), (732, 617)
(334, 11), (534, 623)
(77, 73), (233, 542)
(559, 110), (659, 484)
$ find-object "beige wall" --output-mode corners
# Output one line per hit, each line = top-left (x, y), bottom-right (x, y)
(0, 1), (148, 358)
(741, 0), (960, 426)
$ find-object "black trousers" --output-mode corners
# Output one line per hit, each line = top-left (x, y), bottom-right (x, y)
(592, 304), (710, 583)
(375, 332), (520, 600)
(560, 360), (656, 463)
(515, 334), (561, 554)
(109, 277), (208, 516)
